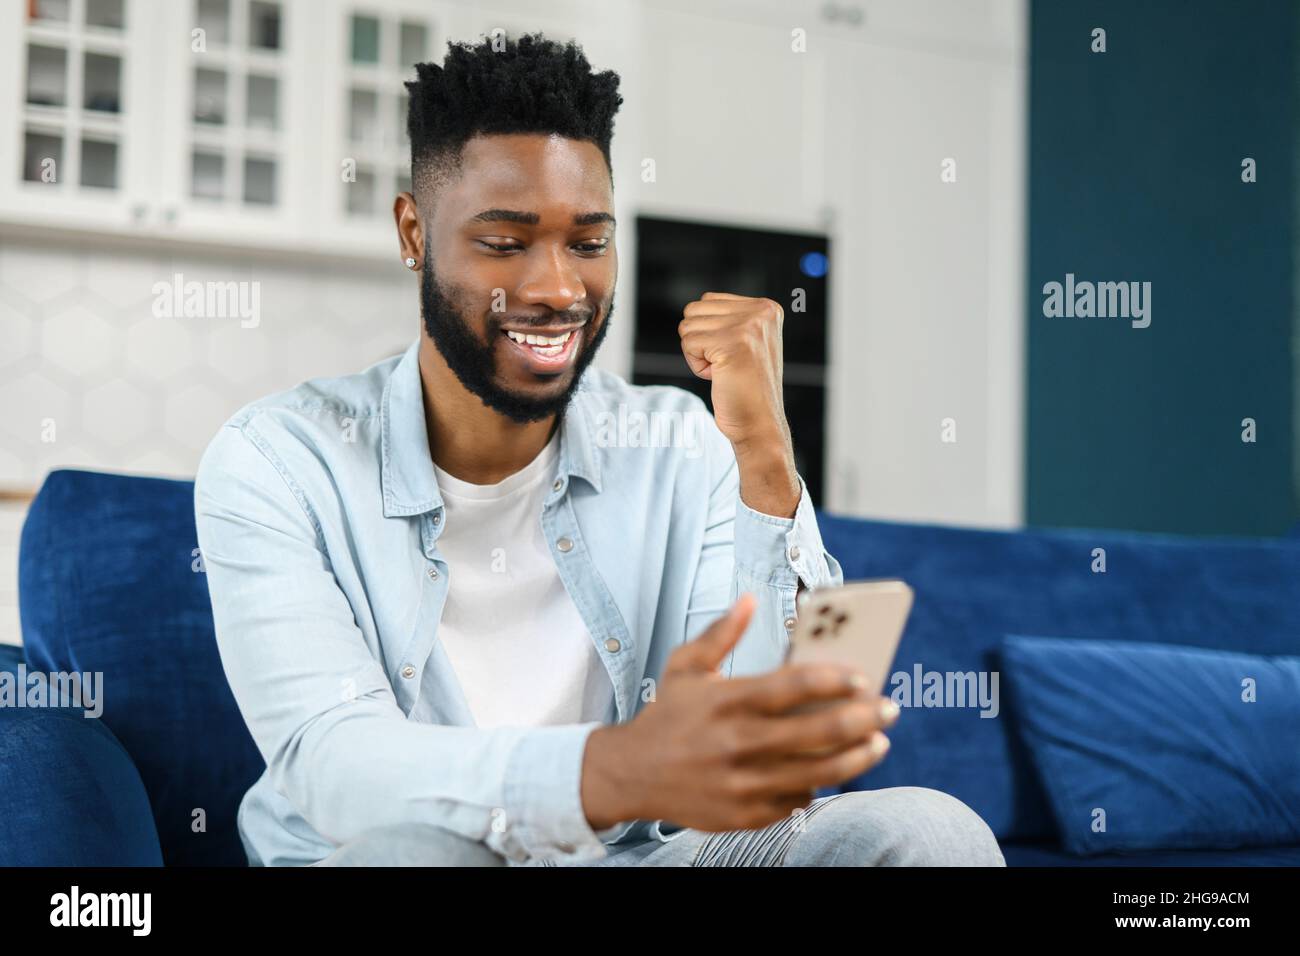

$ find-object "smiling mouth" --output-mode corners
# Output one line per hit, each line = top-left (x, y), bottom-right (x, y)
(499, 323), (584, 371)
(503, 328), (575, 355)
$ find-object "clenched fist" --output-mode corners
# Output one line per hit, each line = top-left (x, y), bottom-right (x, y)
(678, 292), (801, 518)
(678, 292), (792, 452)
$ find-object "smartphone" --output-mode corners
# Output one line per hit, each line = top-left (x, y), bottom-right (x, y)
(784, 579), (913, 716)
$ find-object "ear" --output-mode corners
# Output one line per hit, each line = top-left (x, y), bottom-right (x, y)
(394, 191), (425, 266)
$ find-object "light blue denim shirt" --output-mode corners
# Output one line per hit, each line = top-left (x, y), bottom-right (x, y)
(194, 338), (844, 866)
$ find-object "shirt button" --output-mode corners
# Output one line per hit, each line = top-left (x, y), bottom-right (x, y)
(432, 513), (441, 525)
(552, 478), (563, 492)
(604, 638), (621, 653)
(427, 567), (439, 580)
(783, 617), (797, 631)
(556, 841), (575, 854)
(556, 536), (574, 552)
(788, 546), (801, 562)
(401, 664), (416, 679)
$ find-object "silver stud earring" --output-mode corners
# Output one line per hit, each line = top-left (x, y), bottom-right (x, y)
(404, 256), (418, 269)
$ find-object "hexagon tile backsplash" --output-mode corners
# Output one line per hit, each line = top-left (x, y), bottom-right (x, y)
(0, 237), (418, 488)
(0, 236), (420, 645)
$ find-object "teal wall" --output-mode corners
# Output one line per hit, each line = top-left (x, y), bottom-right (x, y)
(1027, 0), (1298, 536)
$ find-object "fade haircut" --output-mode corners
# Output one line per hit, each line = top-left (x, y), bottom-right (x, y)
(405, 31), (624, 207)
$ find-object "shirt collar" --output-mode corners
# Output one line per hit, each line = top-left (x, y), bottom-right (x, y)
(380, 338), (603, 518)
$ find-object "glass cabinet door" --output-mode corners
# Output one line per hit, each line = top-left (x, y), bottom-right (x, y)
(316, 0), (479, 253)
(2, 0), (149, 228)
(0, 0), (596, 260)
(319, 2), (588, 255)
(336, 6), (435, 225)
(161, 0), (298, 238)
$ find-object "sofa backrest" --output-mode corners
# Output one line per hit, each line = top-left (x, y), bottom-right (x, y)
(816, 513), (1300, 841)
(19, 469), (264, 866)
(21, 468), (1300, 855)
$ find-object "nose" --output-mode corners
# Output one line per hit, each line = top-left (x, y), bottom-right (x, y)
(516, 241), (587, 313)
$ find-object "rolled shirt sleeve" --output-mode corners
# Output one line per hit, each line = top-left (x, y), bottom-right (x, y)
(195, 422), (612, 863)
(728, 471), (845, 675)
(682, 402), (845, 675)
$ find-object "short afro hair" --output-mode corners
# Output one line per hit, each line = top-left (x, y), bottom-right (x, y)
(405, 31), (624, 205)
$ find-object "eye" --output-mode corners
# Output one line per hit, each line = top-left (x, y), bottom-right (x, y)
(476, 239), (609, 255)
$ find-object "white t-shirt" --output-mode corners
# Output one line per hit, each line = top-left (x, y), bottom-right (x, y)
(431, 432), (615, 728)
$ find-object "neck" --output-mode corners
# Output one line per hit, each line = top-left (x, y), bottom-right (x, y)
(418, 337), (558, 485)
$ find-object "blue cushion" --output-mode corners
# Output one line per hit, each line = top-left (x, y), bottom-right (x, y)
(816, 513), (1300, 841)
(0, 654), (162, 866)
(0, 643), (22, 672)
(1001, 635), (1300, 855)
(19, 469), (265, 866)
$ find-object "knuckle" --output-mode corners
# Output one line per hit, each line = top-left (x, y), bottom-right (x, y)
(715, 725), (747, 762)
(811, 664), (840, 691)
(853, 739), (881, 772)
(831, 749), (862, 782)
(832, 708), (862, 742)
(802, 665), (837, 699)
(723, 770), (757, 801)
(796, 667), (821, 697)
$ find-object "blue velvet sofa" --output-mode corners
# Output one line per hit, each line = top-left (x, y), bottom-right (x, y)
(3, 469), (1297, 866)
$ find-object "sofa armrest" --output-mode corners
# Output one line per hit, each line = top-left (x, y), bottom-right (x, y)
(0, 699), (163, 866)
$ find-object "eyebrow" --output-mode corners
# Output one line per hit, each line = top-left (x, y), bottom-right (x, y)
(466, 209), (616, 228)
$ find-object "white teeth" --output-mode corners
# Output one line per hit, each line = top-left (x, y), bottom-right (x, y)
(505, 329), (573, 349)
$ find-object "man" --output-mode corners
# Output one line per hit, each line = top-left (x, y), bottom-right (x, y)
(194, 32), (1003, 867)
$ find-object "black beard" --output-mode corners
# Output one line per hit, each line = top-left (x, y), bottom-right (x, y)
(419, 242), (613, 424)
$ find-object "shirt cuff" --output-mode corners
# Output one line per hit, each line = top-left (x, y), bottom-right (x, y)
(502, 722), (610, 863)
(733, 473), (839, 589)
(595, 820), (641, 843)
(649, 819), (689, 842)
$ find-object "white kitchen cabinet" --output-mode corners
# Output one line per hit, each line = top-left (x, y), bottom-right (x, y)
(636, 3), (831, 233)
(312, 0), (470, 252)
(0, 0), (161, 233)
(152, 0), (309, 245)
(821, 6), (1026, 527)
(1, 0), (315, 247)
(0, 0), (615, 261)
(633, 0), (1026, 527)
(309, 0), (622, 254)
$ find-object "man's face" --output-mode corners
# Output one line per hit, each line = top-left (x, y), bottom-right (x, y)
(418, 133), (618, 424)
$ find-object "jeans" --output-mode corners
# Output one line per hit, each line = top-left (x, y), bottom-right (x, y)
(313, 788), (1006, 867)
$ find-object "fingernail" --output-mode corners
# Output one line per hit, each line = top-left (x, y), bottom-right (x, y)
(878, 699), (900, 726)
(870, 733), (891, 758)
(847, 672), (869, 691)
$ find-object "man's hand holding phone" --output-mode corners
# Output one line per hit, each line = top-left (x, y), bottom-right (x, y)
(581, 593), (898, 833)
